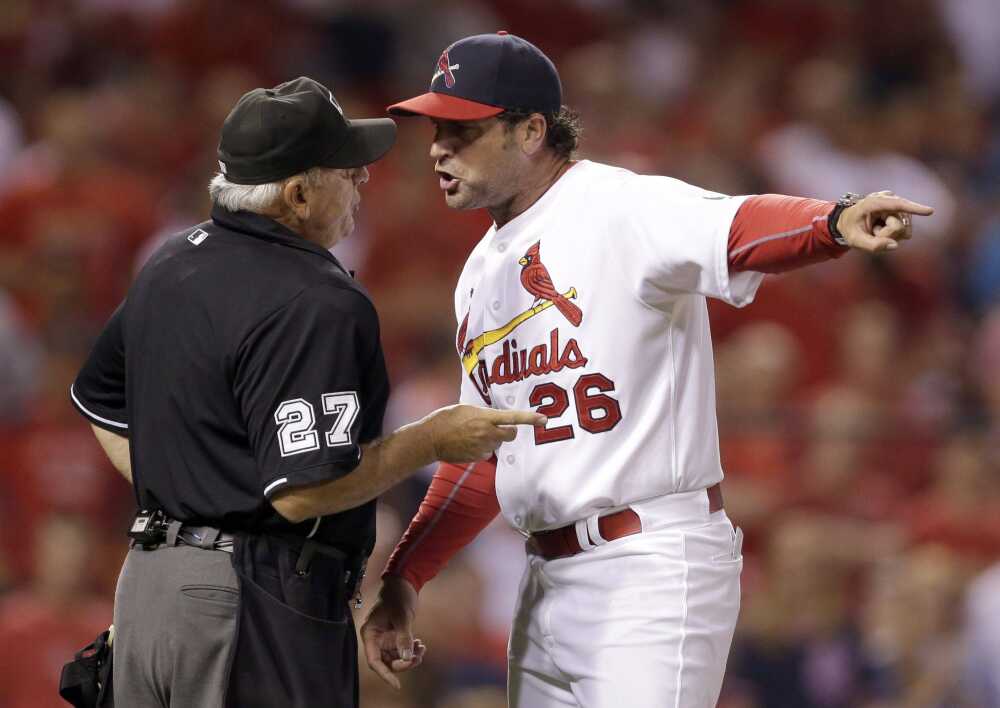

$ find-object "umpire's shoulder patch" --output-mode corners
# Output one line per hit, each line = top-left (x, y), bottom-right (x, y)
(187, 228), (209, 246)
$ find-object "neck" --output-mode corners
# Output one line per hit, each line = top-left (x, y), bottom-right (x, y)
(269, 210), (329, 249)
(272, 212), (303, 237)
(489, 156), (574, 229)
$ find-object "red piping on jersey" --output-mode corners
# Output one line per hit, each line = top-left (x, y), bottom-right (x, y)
(383, 459), (500, 592)
(730, 222), (813, 256)
(389, 461), (476, 570)
(727, 194), (847, 273)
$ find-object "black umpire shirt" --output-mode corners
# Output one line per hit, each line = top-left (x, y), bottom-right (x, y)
(71, 205), (390, 554)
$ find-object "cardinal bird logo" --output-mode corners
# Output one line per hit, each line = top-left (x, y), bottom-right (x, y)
(434, 50), (460, 88)
(518, 242), (583, 327)
(456, 311), (472, 356)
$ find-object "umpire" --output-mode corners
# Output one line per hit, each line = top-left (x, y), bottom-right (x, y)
(69, 76), (543, 708)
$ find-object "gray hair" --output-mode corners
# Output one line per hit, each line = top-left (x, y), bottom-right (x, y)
(207, 167), (326, 213)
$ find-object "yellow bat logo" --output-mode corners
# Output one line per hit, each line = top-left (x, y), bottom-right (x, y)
(461, 287), (578, 374)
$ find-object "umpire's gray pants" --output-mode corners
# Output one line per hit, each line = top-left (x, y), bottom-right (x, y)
(113, 544), (238, 707)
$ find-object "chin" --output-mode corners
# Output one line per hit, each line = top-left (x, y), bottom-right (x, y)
(444, 189), (477, 211)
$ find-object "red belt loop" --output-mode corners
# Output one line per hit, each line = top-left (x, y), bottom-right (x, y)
(530, 483), (724, 561)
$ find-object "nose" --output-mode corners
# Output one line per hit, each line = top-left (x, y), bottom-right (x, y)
(430, 137), (451, 162)
(355, 166), (369, 185)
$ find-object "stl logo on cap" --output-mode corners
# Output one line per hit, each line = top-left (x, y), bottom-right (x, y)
(433, 49), (460, 88)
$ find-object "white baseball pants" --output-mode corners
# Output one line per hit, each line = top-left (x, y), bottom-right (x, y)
(507, 489), (743, 708)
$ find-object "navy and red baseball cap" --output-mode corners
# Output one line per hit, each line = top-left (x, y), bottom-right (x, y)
(387, 32), (562, 120)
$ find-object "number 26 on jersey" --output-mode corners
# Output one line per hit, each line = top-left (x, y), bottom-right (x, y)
(530, 373), (622, 445)
(273, 392), (359, 457)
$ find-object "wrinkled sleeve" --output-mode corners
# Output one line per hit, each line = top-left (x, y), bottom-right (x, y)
(614, 175), (762, 307)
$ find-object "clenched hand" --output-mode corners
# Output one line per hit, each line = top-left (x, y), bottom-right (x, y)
(361, 576), (424, 690)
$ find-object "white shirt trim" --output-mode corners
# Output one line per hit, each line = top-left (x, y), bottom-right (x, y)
(263, 477), (289, 496)
(69, 384), (128, 429)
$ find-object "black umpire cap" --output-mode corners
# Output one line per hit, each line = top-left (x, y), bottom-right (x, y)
(218, 76), (397, 185)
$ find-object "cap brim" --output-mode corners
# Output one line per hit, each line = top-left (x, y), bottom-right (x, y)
(387, 92), (504, 120)
(324, 117), (397, 168)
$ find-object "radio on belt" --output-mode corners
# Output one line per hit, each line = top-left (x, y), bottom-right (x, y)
(127, 509), (169, 546)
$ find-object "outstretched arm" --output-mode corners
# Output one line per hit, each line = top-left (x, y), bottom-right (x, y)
(272, 408), (537, 522)
(728, 192), (933, 273)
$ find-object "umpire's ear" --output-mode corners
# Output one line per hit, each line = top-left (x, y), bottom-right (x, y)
(281, 174), (312, 220)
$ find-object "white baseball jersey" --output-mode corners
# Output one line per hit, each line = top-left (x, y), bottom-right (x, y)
(454, 160), (764, 532)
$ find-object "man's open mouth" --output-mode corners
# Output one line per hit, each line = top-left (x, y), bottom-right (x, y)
(436, 169), (459, 191)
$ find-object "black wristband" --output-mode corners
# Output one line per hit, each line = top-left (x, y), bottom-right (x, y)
(828, 192), (862, 247)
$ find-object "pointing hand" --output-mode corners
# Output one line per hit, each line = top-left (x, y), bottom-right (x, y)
(837, 191), (934, 254)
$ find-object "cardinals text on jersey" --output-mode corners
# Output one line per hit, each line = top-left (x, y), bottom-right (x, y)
(454, 160), (763, 531)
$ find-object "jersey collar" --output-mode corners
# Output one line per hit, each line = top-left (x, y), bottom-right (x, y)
(210, 205), (352, 277)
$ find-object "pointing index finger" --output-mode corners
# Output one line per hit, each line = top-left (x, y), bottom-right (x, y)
(490, 409), (548, 426)
(863, 195), (934, 216)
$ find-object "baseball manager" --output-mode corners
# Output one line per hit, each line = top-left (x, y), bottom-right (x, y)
(70, 76), (543, 708)
(361, 33), (935, 707)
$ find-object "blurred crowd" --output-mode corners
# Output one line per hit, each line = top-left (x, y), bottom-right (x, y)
(1, 0), (998, 706)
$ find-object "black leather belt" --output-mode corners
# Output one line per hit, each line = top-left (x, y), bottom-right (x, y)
(127, 509), (233, 552)
(175, 525), (234, 553)
(126, 511), (366, 606)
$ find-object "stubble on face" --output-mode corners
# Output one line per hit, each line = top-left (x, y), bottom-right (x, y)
(435, 119), (521, 213)
(311, 169), (360, 249)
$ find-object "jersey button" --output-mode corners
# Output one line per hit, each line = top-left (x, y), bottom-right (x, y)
(497, 243), (507, 253)
(505, 454), (515, 464)
(514, 515), (522, 525)
(505, 395), (514, 405)
(492, 301), (501, 310)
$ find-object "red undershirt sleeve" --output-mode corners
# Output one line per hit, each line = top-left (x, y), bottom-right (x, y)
(382, 458), (500, 592)
(728, 194), (849, 273)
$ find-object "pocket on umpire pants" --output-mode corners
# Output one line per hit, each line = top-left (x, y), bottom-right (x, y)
(224, 534), (358, 708)
(179, 585), (240, 618)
